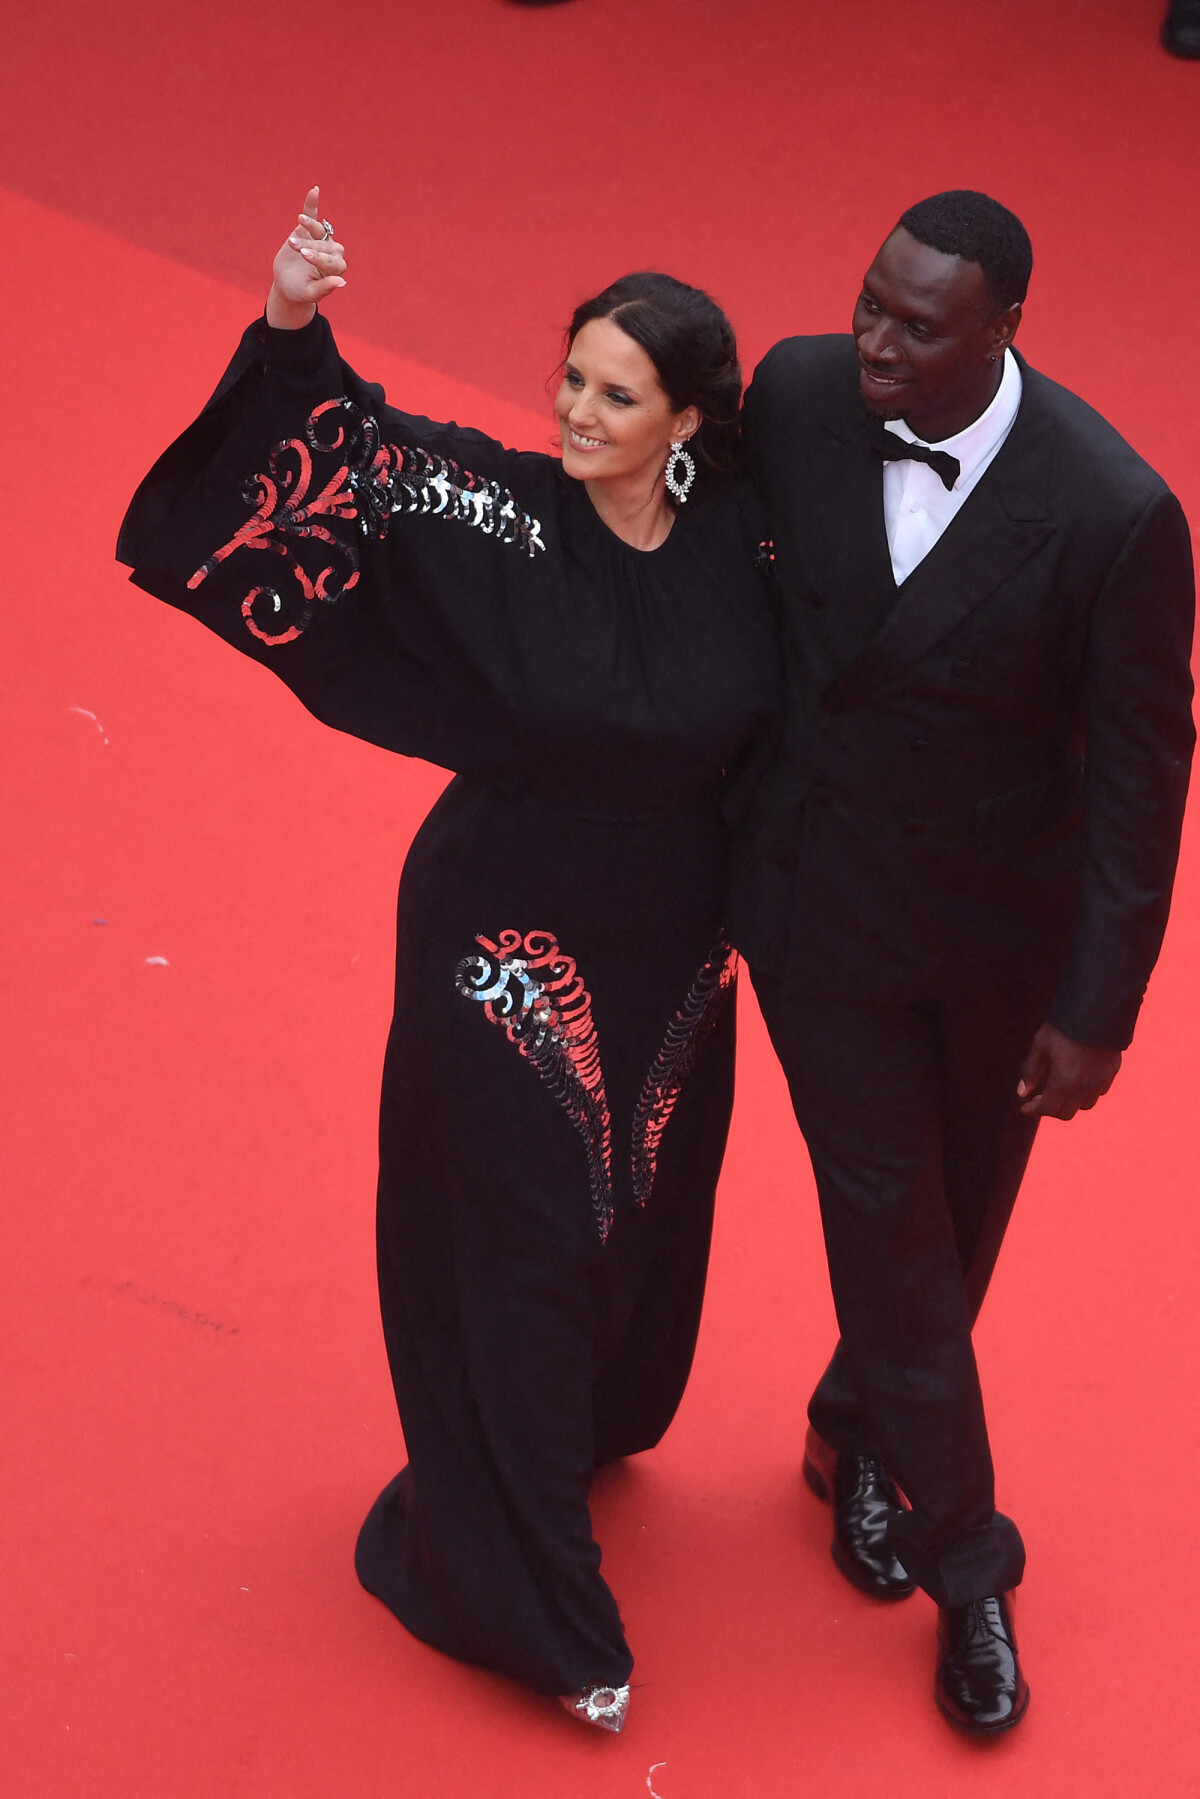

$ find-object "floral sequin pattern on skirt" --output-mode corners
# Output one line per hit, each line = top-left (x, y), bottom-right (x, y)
(632, 936), (738, 1207)
(456, 930), (738, 1242)
(456, 930), (614, 1240)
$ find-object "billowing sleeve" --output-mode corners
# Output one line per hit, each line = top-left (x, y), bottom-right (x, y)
(117, 314), (556, 769)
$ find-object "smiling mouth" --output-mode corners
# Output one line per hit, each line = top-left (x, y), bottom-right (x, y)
(859, 361), (911, 388)
(567, 427), (609, 451)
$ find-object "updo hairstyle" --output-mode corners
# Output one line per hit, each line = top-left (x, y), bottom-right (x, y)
(565, 272), (742, 474)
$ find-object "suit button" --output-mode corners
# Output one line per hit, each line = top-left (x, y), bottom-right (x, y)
(809, 784), (831, 806)
(902, 816), (926, 837)
(910, 736), (931, 751)
(951, 657), (974, 678)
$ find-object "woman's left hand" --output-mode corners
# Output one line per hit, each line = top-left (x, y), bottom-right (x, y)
(266, 185), (347, 329)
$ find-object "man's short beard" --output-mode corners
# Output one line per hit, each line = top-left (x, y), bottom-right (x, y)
(861, 393), (907, 422)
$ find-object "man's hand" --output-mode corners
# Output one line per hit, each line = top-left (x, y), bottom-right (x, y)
(1016, 1022), (1122, 1119)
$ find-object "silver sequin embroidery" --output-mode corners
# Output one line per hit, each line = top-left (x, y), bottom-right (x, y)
(456, 930), (613, 1241)
(189, 396), (544, 645)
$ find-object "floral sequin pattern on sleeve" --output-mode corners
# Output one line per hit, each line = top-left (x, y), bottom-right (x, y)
(188, 397), (546, 646)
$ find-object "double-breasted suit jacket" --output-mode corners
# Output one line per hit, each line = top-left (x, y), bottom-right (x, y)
(732, 335), (1195, 1049)
(731, 332), (1194, 1605)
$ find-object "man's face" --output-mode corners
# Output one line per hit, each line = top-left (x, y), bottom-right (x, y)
(852, 228), (1020, 442)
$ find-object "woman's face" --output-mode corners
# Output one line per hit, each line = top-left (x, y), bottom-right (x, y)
(555, 317), (699, 487)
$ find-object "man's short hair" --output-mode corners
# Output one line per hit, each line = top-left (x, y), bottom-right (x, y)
(896, 191), (1033, 313)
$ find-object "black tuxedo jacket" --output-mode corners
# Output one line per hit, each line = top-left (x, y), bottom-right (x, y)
(730, 335), (1195, 1049)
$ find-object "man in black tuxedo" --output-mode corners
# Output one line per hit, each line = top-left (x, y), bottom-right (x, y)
(733, 190), (1194, 1734)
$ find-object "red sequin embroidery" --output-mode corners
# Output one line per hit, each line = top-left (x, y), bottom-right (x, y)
(631, 937), (738, 1208)
(187, 399), (362, 645)
(456, 930), (613, 1240)
(189, 398), (545, 646)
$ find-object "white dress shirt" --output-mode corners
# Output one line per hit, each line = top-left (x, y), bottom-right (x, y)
(881, 348), (1023, 586)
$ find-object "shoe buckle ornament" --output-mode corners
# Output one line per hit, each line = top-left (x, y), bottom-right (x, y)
(559, 1681), (630, 1733)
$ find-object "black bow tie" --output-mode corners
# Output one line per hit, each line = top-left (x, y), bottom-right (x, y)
(871, 430), (960, 491)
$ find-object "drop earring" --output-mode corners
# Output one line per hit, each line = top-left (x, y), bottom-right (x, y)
(664, 440), (696, 504)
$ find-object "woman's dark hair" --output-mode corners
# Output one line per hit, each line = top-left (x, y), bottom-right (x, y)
(564, 271), (742, 474)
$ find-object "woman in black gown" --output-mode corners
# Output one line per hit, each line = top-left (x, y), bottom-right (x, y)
(118, 190), (778, 1731)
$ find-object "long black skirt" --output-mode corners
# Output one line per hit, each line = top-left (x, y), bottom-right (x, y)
(353, 776), (738, 1693)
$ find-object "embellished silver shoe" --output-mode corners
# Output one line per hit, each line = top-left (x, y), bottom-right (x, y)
(558, 1682), (630, 1734)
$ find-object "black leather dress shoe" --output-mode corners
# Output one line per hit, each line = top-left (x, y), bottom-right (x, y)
(802, 1425), (915, 1600)
(1163, 0), (1200, 57)
(935, 1593), (1030, 1735)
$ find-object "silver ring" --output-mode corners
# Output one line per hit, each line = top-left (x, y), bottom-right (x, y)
(321, 219), (334, 240)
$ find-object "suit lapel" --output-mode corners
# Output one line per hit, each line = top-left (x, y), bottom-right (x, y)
(805, 409), (896, 614)
(823, 362), (1056, 709)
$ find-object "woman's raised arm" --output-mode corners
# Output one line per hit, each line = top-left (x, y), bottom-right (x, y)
(266, 185), (348, 330)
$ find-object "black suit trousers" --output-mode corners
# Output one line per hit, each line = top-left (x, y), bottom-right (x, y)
(752, 967), (1047, 1606)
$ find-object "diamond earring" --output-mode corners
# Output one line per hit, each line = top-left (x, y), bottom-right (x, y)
(664, 440), (696, 504)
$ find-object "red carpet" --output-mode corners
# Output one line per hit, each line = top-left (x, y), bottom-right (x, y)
(3, 3), (1199, 1793)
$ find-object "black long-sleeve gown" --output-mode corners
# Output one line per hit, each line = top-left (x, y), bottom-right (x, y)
(117, 314), (779, 1694)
